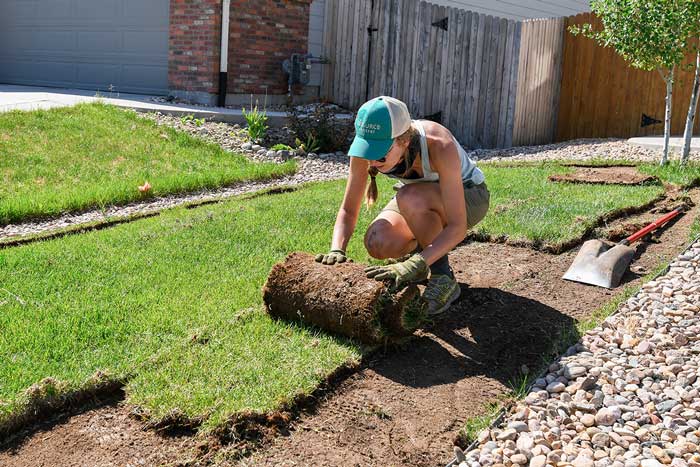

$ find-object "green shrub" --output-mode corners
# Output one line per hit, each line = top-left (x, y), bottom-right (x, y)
(287, 104), (353, 154)
(180, 114), (205, 126)
(242, 100), (268, 142)
(270, 143), (294, 151)
(295, 134), (321, 155)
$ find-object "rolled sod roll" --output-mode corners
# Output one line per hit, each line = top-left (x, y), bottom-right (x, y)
(263, 252), (424, 344)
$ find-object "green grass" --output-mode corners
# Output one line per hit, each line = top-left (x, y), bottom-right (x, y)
(475, 163), (664, 245)
(456, 402), (501, 447)
(0, 181), (381, 432)
(0, 163), (678, 434)
(692, 216), (700, 240)
(0, 103), (295, 225)
(638, 161), (700, 187)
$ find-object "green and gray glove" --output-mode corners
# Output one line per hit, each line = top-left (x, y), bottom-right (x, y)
(315, 249), (349, 265)
(364, 253), (429, 291)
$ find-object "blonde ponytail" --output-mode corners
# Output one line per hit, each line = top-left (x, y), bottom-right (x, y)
(365, 166), (379, 208)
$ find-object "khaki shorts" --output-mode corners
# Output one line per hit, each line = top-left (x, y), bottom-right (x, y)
(381, 181), (490, 229)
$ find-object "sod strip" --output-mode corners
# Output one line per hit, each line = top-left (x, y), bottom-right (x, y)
(475, 165), (664, 245)
(0, 169), (669, 433)
(0, 103), (295, 225)
(638, 161), (700, 188)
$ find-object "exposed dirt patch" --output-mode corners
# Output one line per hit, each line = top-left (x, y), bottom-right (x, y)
(548, 166), (658, 185)
(0, 398), (203, 467)
(597, 188), (696, 245)
(561, 161), (639, 167)
(2, 191), (698, 467)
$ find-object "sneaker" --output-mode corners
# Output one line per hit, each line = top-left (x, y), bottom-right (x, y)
(423, 274), (461, 315)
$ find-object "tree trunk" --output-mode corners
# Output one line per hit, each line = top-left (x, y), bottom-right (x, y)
(682, 48), (700, 165)
(661, 67), (675, 166)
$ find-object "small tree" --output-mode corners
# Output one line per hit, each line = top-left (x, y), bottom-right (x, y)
(571, 0), (700, 165)
(681, 42), (700, 164)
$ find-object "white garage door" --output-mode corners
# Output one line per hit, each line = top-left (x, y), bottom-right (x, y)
(0, 0), (170, 95)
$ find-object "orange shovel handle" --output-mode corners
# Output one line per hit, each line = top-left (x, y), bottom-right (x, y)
(622, 207), (684, 245)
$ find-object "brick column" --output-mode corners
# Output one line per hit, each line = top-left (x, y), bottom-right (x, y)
(227, 0), (313, 105)
(169, 0), (222, 105)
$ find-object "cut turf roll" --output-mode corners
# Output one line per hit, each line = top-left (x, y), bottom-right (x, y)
(262, 252), (424, 344)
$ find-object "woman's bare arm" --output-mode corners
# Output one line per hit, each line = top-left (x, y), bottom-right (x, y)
(330, 157), (370, 252)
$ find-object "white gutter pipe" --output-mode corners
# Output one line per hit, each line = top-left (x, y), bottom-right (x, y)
(218, 0), (230, 107)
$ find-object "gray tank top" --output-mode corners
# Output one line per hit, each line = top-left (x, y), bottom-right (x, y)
(388, 120), (485, 186)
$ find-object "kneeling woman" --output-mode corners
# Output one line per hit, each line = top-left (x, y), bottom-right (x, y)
(316, 96), (489, 315)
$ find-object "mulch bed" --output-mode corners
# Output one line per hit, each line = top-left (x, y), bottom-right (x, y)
(1, 190), (698, 467)
(548, 166), (658, 185)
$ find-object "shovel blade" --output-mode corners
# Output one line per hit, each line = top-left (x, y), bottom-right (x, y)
(562, 239), (635, 289)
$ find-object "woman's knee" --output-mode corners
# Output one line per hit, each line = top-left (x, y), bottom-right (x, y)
(364, 222), (393, 259)
(395, 184), (430, 216)
(365, 219), (416, 259)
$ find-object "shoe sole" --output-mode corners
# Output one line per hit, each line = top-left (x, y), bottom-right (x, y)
(425, 284), (461, 316)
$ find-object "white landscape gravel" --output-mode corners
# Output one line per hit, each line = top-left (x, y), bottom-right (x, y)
(453, 240), (700, 467)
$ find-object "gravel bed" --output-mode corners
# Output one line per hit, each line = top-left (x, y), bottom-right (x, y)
(453, 239), (700, 467)
(469, 139), (699, 164)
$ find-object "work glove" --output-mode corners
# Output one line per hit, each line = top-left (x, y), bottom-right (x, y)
(364, 253), (429, 291)
(315, 249), (349, 265)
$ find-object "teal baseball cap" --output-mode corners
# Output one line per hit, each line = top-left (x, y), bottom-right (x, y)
(348, 96), (412, 160)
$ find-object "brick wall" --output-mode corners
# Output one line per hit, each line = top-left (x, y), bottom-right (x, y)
(228, 0), (313, 96)
(169, 0), (222, 103)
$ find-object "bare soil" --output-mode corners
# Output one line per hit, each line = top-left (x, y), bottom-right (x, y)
(548, 166), (658, 185)
(1, 190), (698, 467)
(0, 398), (203, 467)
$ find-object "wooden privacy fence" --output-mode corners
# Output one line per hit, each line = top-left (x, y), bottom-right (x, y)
(321, 0), (527, 149)
(513, 18), (565, 146)
(321, 5), (700, 148)
(556, 13), (700, 142)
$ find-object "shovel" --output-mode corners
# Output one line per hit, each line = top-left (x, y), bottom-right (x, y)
(563, 207), (684, 288)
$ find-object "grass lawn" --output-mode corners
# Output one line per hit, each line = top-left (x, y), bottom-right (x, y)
(474, 163), (665, 246)
(638, 160), (700, 187)
(692, 216), (700, 240)
(0, 163), (675, 434)
(0, 103), (295, 225)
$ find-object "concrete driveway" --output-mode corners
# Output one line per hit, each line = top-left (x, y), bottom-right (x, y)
(628, 135), (700, 151)
(0, 84), (287, 125)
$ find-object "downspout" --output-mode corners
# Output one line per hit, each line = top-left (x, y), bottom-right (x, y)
(218, 0), (231, 107)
